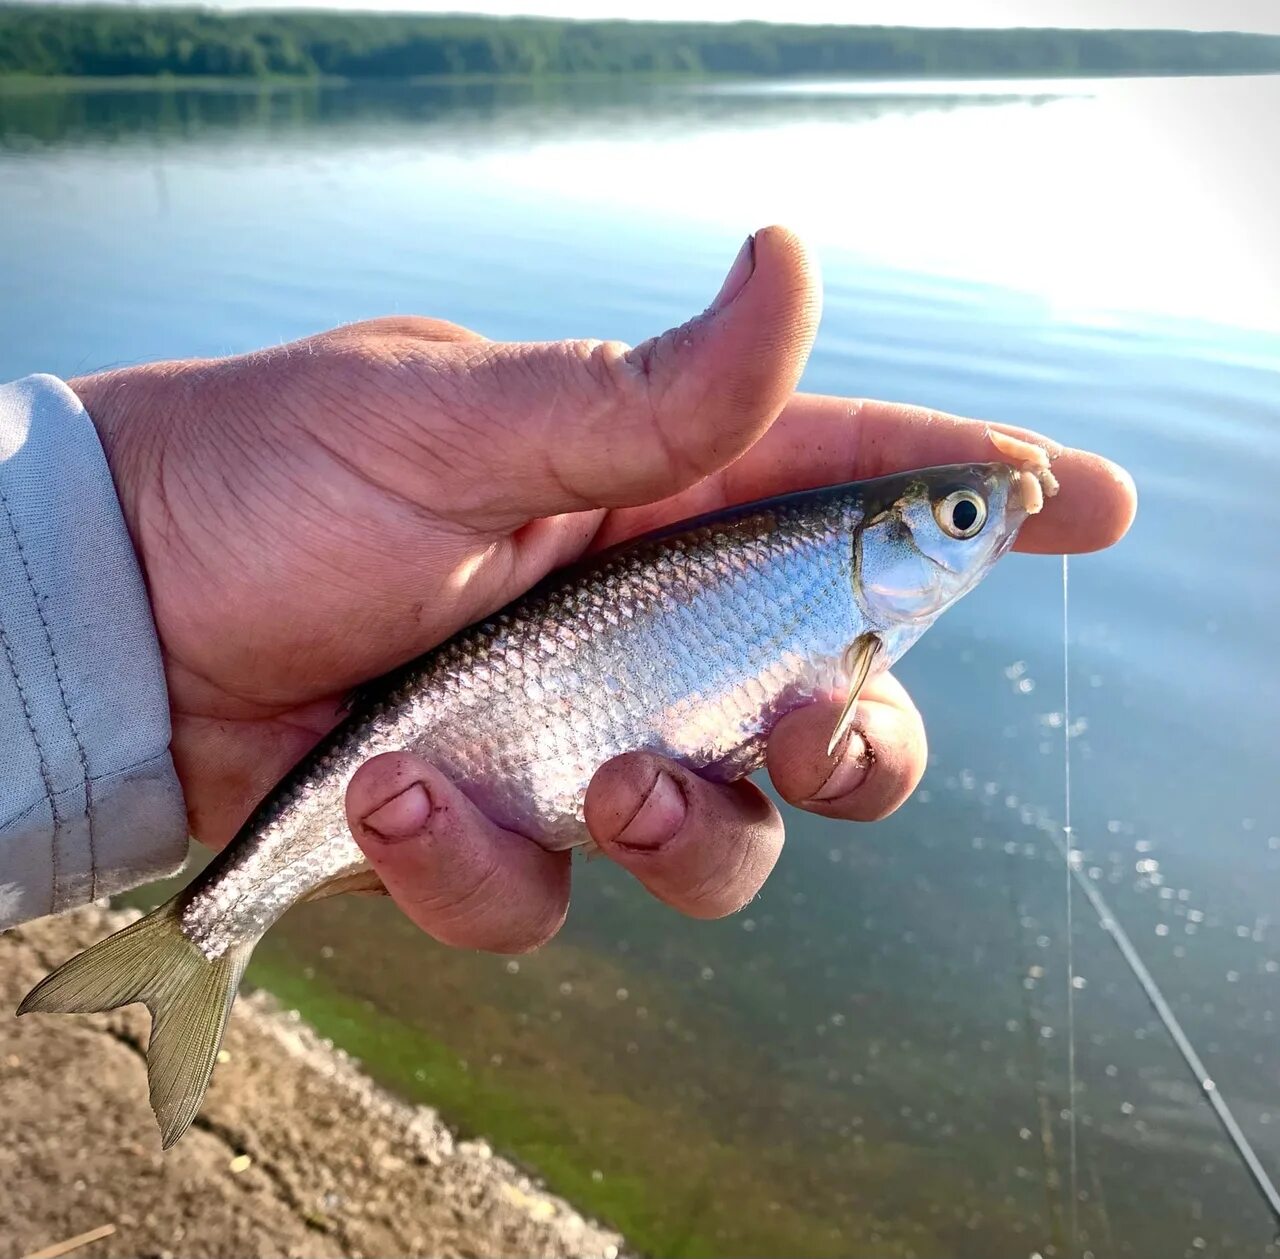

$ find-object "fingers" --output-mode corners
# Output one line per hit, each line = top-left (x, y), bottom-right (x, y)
(346, 752), (570, 953)
(459, 225), (821, 522)
(770, 396), (1137, 554)
(767, 672), (928, 822)
(595, 392), (1137, 556)
(348, 748), (784, 947)
(346, 711), (913, 952)
(585, 754), (783, 919)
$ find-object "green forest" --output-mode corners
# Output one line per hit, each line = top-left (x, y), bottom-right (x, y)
(3, 6), (1279, 83)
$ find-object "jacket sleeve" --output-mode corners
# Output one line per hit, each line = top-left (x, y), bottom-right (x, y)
(0, 374), (187, 930)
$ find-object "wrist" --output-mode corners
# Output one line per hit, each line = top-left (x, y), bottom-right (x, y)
(69, 361), (198, 563)
(0, 374), (189, 921)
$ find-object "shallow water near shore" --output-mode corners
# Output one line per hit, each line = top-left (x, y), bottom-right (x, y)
(4, 73), (1280, 1257)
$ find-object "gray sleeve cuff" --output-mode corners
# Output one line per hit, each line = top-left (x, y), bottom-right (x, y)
(0, 374), (187, 930)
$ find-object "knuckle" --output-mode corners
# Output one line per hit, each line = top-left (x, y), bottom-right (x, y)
(401, 847), (502, 918)
(680, 842), (760, 921)
(395, 836), (567, 954)
(577, 338), (646, 395)
(858, 768), (920, 823)
(858, 796), (902, 823)
(495, 902), (568, 955)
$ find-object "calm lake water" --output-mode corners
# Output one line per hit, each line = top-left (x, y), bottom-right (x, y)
(3, 73), (1279, 1258)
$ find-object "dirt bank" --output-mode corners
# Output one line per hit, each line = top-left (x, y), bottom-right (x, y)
(0, 905), (626, 1259)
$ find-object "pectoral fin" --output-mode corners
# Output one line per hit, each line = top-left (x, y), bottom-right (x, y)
(827, 632), (883, 757)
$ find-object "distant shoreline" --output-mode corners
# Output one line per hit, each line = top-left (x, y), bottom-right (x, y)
(2, 66), (1276, 95)
(4, 9), (1279, 85)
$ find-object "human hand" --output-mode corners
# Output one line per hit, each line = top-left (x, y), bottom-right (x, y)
(74, 226), (1135, 952)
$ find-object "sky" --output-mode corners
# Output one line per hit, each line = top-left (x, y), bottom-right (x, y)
(180, 0), (1280, 34)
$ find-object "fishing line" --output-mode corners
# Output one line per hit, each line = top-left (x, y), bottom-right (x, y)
(1047, 822), (1280, 1234)
(1063, 555), (1079, 1250)
(1053, 555), (1280, 1239)
(1007, 846), (1066, 1251)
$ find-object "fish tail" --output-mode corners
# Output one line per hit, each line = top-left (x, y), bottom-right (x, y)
(17, 898), (254, 1149)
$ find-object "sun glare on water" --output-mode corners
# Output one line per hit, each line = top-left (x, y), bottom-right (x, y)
(447, 74), (1280, 335)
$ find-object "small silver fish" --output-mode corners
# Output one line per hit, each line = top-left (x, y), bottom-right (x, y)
(19, 439), (1055, 1147)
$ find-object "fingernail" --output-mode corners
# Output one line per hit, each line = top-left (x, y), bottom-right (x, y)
(362, 782), (431, 842)
(613, 770), (687, 851)
(808, 733), (873, 803)
(709, 233), (756, 313)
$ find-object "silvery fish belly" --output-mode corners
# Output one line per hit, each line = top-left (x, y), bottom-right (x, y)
(18, 442), (1056, 1151)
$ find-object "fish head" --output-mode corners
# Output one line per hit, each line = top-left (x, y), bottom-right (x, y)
(854, 462), (1039, 633)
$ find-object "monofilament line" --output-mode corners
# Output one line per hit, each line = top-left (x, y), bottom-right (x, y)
(1053, 551), (1280, 1238)
(1063, 554), (1079, 1253)
(1048, 821), (1280, 1234)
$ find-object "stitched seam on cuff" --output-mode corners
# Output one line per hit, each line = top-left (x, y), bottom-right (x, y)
(0, 503), (62, 909)
(2, 749), (185, 835)
(0, 481), (97, 901)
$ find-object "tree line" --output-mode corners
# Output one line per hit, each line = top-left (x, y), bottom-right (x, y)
(3, 6), (1279, 82)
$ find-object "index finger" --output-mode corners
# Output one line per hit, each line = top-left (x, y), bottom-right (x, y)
(595, 392), (1136, 555)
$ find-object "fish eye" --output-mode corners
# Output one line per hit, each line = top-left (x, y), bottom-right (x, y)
(933, 488), (987, 540)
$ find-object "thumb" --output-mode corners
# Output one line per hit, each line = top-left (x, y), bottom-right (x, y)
(460, 224), (820, 521)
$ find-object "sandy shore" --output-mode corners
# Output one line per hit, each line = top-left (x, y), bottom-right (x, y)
(0, 905), (626, 1259)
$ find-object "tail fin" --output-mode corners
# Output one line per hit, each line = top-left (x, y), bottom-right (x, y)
(17, 899), (253, 1148)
